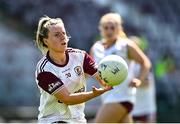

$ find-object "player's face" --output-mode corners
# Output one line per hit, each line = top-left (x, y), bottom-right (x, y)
(45, 24), (68, 53)
(100, 22), (119, 41)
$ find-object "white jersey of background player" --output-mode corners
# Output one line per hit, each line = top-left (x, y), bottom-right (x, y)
(132, 62), (156, 122)
(92, 39), (136, 104)
(34, 16), (111, 123)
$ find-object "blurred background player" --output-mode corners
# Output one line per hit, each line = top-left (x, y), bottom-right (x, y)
(35, 16), (112, 123)
(90, 13), (151, 123)
(130, 36), (157, 123)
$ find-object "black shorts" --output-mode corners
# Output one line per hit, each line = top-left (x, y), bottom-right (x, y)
(120, 101), (133, 113)
(133, 114), (149, 122)
(53, 121), (67, 123)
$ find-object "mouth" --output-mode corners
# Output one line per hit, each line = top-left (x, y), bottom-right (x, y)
(60, 37), (69, 46)
(107, 33), (113, 38)
(61, 42), (67, 46)
(61, 43), (67, 45)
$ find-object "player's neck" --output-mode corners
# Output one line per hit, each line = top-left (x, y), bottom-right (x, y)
(103, 38), (117, 49)
(48, 50), (67, 65)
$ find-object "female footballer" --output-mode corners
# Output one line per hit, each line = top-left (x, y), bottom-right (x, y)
(35, 16), (111, 123)
(90, 13), (151, 123)
(130, 36), (157, 123)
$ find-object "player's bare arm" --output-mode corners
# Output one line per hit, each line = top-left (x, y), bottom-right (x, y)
(54, 85), (112, 105)
(128, 40), (151, 87)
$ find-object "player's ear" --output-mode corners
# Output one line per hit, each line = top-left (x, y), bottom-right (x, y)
(43, 39), (48, 46)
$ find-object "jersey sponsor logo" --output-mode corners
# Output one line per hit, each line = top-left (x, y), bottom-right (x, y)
(74, 66), (82, 76)
(48, 81), (62, 92)
(74, 86), (85, 93)
(62, 68), (70, 73)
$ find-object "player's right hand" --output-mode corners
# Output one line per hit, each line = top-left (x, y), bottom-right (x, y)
(129, 78), (142, 87)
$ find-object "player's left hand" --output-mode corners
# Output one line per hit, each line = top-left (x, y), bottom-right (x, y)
(92, 86), (113, 96)
(129, 78), (142, 87)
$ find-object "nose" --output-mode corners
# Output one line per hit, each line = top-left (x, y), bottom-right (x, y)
(60, 35), (69, 43)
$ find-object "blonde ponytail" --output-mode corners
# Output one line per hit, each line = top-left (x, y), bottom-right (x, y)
(36, 16), (51, 54)
(35, 16), (64, 54)
(119, 30), (127, 38)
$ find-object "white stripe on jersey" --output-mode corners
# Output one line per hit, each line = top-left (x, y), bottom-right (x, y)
(36, 57), (48, 73)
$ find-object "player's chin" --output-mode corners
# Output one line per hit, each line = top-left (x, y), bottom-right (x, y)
(59, 45), (67, 52)
(105, 36), (116, 41)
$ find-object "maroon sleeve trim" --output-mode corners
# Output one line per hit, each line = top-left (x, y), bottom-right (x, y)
(37, 72), (64, 94)
(83, 53), (98, 76)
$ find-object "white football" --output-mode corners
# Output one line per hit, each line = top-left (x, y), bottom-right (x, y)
(98, 55), (128, 86)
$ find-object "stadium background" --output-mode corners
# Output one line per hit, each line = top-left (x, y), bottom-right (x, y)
(0, 0), (180, 122)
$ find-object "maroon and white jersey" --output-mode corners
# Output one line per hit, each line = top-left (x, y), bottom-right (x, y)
(35, 48), (97, 123)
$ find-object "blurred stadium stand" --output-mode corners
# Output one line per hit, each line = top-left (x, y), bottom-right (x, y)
(0, 0), (180, 122)
(0, 23), (40, 122)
